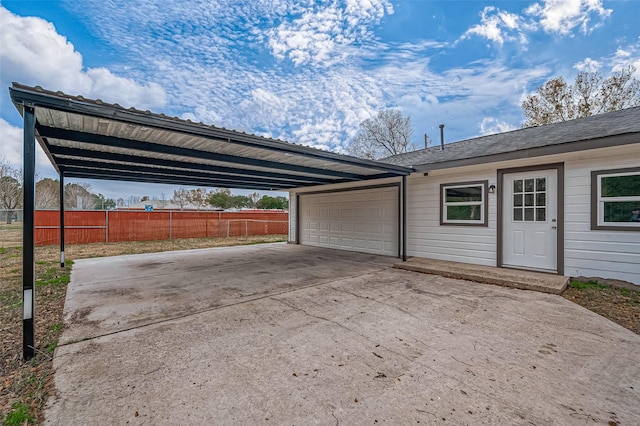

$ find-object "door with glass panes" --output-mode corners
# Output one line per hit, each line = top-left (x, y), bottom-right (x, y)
(502, 169), (557, 271)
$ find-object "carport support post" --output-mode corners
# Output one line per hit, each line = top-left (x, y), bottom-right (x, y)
(23, 106), (36, 360)
(402, 175), (407, 262)
(59, 171), (65, 267)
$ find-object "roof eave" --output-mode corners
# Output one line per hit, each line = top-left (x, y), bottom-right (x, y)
(411, 132), (640, 172)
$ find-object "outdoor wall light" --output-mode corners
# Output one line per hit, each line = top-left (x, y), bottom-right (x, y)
(488, 184), (496, 193)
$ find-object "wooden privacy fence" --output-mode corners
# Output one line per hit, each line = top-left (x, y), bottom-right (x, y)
(34, 210), (289, 246)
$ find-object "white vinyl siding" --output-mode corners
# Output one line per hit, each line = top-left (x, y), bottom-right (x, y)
(564, 148), (640, 284)
(407, 170), (497, 266)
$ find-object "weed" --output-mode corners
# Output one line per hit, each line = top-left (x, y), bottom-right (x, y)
(4, 402), (34, 425)
(569, 280), (610, 290)
(48, 322), (64, 332)
(0, 247), (6, 254)
(35, 265), (71, 287)
(47, 342), (58, 353)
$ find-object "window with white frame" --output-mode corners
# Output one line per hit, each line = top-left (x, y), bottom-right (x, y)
(440, 181), (487, 226)
(592, 168), (640, 230)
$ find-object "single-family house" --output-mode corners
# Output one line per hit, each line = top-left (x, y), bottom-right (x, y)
(288, 107), (640, 285)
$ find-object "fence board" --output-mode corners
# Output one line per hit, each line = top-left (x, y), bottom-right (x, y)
(34, 210), (288, 246)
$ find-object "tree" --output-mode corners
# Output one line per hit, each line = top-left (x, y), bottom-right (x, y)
(64, 183), (97, 209)
(0, 158), (22, 223)
(230, 195), (251, 209)
(256, 195), (288, 210)
(94, 193), (116, 210)
(36, 178), (60, 209)
(522, 66), (640, 127)
(186, 188), (211, 210)
(173, 188), (189, 210)
(208, 188), (232, 209)
(248, 192), (260, 208)
(346, 109), (416, 160)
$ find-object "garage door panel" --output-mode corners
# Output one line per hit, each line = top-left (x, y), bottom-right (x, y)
(369, 223), (383, 234)
(300, 186), (399, 256)
(341, 223), (353, 232)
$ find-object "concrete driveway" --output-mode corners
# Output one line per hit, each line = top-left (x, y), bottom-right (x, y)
(47, 243), (639, 425)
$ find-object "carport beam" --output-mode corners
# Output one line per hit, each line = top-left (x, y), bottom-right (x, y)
(23, 106), (36, 360)
(402, 175), (407, 262)
(60, 172), (65, 267)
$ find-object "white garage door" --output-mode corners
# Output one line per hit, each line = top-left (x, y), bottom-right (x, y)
(299, 186), (399, 256)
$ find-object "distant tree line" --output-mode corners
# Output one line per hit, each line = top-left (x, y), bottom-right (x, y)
(173, 188), (288, 210)
(0, 157), (287, 224)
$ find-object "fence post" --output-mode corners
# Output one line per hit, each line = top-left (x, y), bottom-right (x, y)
(169, 211), (173, 240)
(105, 210), (109, 243)
(245, 220), (248, 240)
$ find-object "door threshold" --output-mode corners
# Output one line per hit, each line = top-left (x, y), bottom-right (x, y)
(501, 264), (558, 275)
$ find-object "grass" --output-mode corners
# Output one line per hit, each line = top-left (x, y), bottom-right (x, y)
(569, 279), (610, 290)
(35, 262), (74, 287)
(0, 234), (287, 424)
(3, 403), (35, 426)
(564, 278), (640, 334)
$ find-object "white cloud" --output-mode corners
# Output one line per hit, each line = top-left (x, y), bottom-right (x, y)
(479, 117), (518, 135)
(525, 0), (612, 35)
(266, 0), (394, 66)
(8, 0), (551, 151)
(574, 57), (602, 72)
(462, 6), (528, 45)
(0, 118), (23, 166)
(0, 118), (57, 172)
(463, 1), (612, 46)
(0, 6), (166, 110)
(609, 42), (640, 78)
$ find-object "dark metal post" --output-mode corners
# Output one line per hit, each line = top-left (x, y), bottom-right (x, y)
(23, 106), (36, 360)
(59, 171), (65, 267)
(402, 175), (407, 261)
(295, 194), (300, 244)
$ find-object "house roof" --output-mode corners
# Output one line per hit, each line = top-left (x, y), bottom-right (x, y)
(10, 83), (413, 191)
(383, 106), (640, 171)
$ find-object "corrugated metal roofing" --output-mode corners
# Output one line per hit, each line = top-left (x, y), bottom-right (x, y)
(384, 106), (640, 170)
(10, 83), (413, 190)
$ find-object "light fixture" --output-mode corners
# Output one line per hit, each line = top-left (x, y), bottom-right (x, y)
(489, 184), (496, 193)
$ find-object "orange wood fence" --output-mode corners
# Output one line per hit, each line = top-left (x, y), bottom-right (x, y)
(34, 210), (289, 246)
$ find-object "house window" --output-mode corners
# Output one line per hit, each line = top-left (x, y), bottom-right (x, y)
(440, 181), (488, 226)
(512, 177), (546, 222)
(591, 167), (640, 231)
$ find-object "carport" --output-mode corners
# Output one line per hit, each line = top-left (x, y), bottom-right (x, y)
(9, 82), (413, 359)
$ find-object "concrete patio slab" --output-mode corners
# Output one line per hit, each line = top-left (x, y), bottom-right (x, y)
(47, 244), (640, 425)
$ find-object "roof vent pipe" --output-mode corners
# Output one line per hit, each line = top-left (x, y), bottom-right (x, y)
(439, 124), (445, 150)
(424, 133), (428, 149)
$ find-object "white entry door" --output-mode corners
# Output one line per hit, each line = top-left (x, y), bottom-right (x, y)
(502, 169), (558, 271)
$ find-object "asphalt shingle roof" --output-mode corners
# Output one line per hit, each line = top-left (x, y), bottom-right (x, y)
(383, 106), (640, 169)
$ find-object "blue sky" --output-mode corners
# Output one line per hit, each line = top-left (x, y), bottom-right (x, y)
(1, 0), (639, 201)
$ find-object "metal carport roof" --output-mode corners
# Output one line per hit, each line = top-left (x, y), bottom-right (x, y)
(10, 82), (413, 360)
(9, 83), (413, 191)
